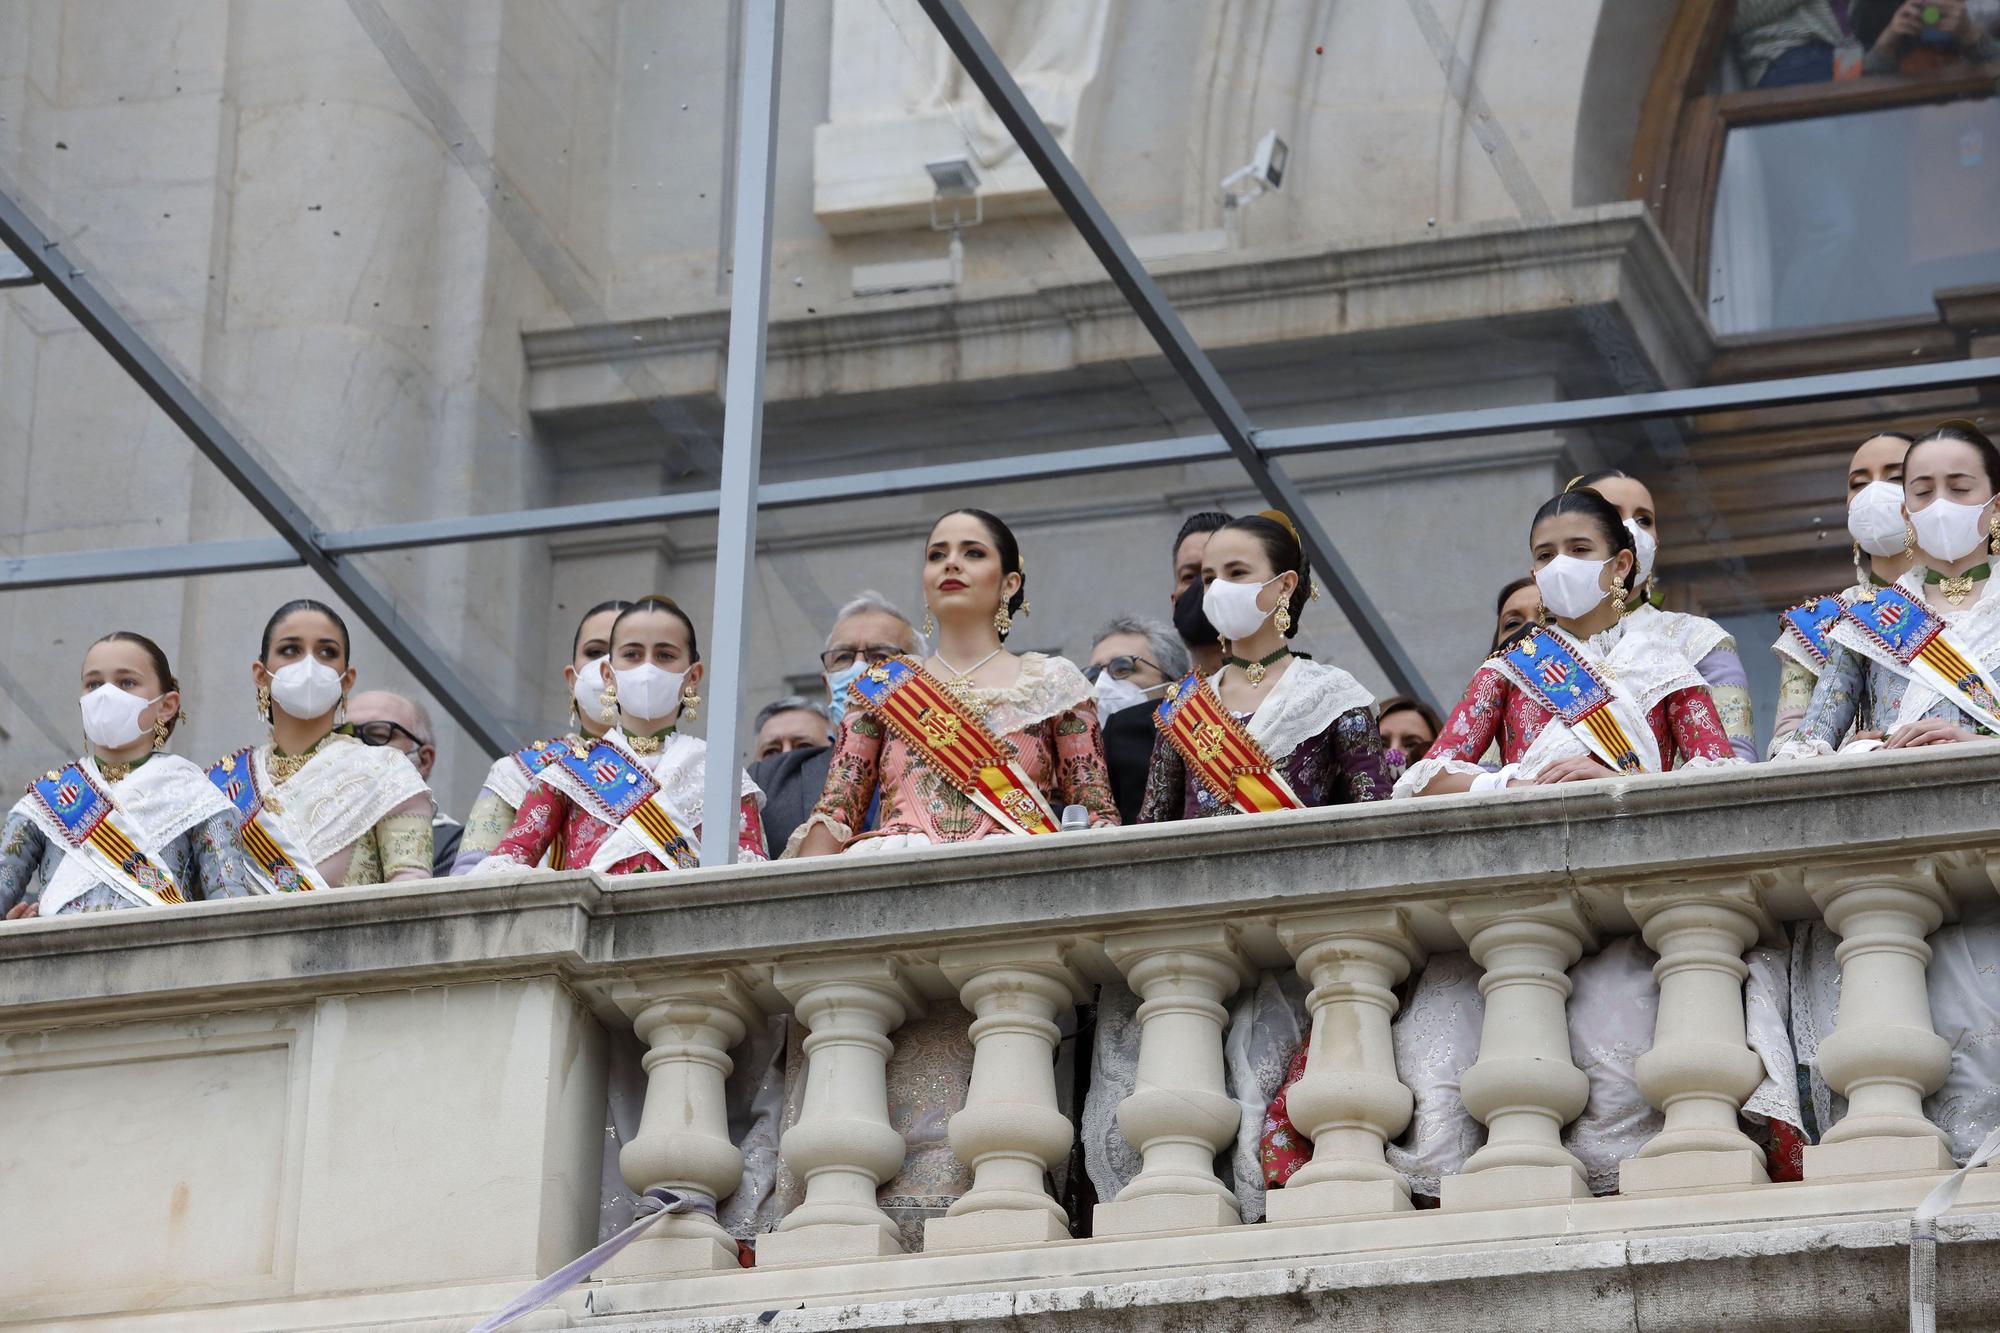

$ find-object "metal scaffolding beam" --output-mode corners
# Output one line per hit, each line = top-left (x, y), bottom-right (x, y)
(917, 0), (1438, 712)
(0, 187), (519, 756)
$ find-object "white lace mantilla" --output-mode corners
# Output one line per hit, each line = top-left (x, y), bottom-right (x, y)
(258, 735), (432, 865)
(1207, 657), (1373, 763)
(950, 652), (1094, 737)
(1770, 582), (1868, 677)
(581, 731), (766, 869)
(1624, 603), (1731, 667)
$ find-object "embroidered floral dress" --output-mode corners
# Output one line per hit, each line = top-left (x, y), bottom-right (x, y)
(480, 731), (766, 872)
(237, 734), (434, 887)
(0, 755), (258, 915)
(1625, 604), (1758, 762)
(1136, 659), (1394, 820)
(450, 733), (588, 875)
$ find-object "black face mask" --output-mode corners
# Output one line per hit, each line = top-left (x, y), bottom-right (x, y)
(1174, 578), (1222, 649)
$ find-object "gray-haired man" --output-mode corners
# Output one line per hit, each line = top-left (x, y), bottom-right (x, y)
(748, 591), (926, 852)
(1085, 616), (1191, 825)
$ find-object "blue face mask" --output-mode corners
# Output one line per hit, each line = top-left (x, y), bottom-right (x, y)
(826, 659), (869, 727)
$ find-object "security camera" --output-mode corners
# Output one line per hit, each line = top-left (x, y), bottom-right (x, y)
(1220, 130), (1288, 204)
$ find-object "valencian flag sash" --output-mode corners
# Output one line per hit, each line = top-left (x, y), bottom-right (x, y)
(1153, 673), (1305, 814)
(850, 657), (1062, 836)
(1780, 594), (1848, 669)
(512, 737), (577, 870)
(545, 740), (699, 870)
(1500, 627), (1646, 774)
(209, 748), (330, 894)
(1839, 584), (2000, 735)
(25, 762), (185, 908)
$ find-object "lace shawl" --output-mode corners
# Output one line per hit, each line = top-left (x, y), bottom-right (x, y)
(957, 652), (1094, 736)
(1209, 657), (1375, 763)
(259, 735), (432, 865)
(585, 731), (765, 869)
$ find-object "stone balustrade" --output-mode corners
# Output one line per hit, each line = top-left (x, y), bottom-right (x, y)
(6, 748), (2000, 1330)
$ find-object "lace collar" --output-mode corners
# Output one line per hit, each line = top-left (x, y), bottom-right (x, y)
(1556, 616), (1706, 713)
(1206, 658), (1374, 762)
(954, 653), (1094, 737)
(87, 753), (230, 850)
(254, 735), (431, 864)
(1621, 603), (1729, 665)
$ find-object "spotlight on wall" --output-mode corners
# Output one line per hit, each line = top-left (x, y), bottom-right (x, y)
(852, 157), (985, 298)
(1218, 130), (1287, 246)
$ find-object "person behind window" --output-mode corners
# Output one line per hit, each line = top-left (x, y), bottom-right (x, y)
(1491, 575), (1540, 651)
(1568, 469), (1760, 761)
(1399, 489), (1740, 797)
(475, 596), (766, 873)
(1779, 420), (2000, 757)
(1732, 0), (1859, 86)
(207, 600), (434, 891)
(449, 599), (633, 875)
(1376, 695), (1442, 778)
(1170, 510), (1234, 678)
(1857, 0), (2000, 75)
(752, 697), (833, 762)
(347, 689), (459, 877)
(3, 632), (256, 918)
(1085, 615), (1189, 825)
(1140, 511), (1393, 821)
(750, 590), (926, 854)
(1768, 432), (1916, 752)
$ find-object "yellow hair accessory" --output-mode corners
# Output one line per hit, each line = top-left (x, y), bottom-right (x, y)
(1256, 508), (1301, 538)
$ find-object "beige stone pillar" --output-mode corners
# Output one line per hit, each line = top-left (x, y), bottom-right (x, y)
(923, 941), (1088, 1252)
(1092, 924), (1252, 1237)
(1803, 859), (1955, 1179)
(600, 971), (763, 1276)
(759, 959), (924, 1266)
(1619, 881), (1774, 1194)
(1441, 893), (1598, 1211)
(1265, 908), (1423, 1222)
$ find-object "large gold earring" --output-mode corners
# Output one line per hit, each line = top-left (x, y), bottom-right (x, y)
(1273, 602), (1292, 635)
(255, 683), (272, 724)
(680, 686), (700, 723)
(993, 604), (1013, 635)
(599, 678), (618, 719)
(1534, 601), (1548, 628)
(152, 717), (170, 751)
(334, 695), (349, 727)
(1609, 573), (1628, 615)
(1018, 599), (1031, 618)
(1988, 514), (1998, 556)
(921, 609), (936, 638)
(1905, 524), (1918, 557)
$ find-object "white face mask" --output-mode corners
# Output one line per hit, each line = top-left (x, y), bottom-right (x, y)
(1624, 519), (1657, 586)
(1909, 495), (1993, 565)
(1202, 574), (1283, 641)
(1092, 672), (1158, 717)
(268, 659), (345, 720)
(80, 683), (160, 751)
(571, 655), (611, 727)
(1534, 554), (1612, 621)
(1847, 480), (1910, 557)
(613, 662), (687, 722)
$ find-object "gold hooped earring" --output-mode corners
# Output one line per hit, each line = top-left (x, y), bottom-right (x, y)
(921, 609), (936, 639)
(1609, 573), (1628, 616)
(255, 683), (273, 725)
(152, 717), (170, 751)
(993, 604), (1013, 636)
(1273, 602), (1292, 636)
(680, 686), (700, 723)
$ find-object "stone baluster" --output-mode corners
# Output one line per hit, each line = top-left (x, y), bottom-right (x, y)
(1802, 858), (1955, 1179)
(1092, 924), (1252, 1237)
(600, 971), (764, 1277)
(1619, 880), (1776, 1193)
(1441, 892), (1598, 1210)
(758, 959), (924, 1266)
(1265, 908), (1423, 1222)
(923, 941), (1088, 1251)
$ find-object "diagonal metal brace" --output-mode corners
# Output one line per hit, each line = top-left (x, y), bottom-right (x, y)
(915, 0), (1437, 712)
(0, 185), (517, 756)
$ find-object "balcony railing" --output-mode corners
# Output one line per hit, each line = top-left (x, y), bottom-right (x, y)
(5, 747), (2000, 1330)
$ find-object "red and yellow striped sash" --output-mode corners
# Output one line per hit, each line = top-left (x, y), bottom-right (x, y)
(856, 660), (1061, 836)
(1155, 674), (1305, 814)
(84, 819), (184, 904)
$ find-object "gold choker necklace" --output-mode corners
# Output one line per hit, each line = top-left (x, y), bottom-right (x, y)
(269, 733), (334, 784)
(624, 729), (673, 755)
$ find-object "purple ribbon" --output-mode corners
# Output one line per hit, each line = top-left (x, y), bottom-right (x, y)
(468, 1187), (714, 1332)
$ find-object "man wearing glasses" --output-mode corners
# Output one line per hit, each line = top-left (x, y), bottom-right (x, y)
(748, 591), (928, 852)
(346, 689), (458, 877)
(1085, 617), (1189, 825)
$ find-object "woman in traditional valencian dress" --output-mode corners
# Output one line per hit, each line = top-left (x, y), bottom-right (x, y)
(1261, 489), (1804, 1203)
(1571, 469), (1760, 762)
(1767, 433), (1916, 751)
(789, 508), (1117, 1250)
(1777, 421), (2000, 1165)
(448, 598), (632, 874)
(475, 595), (766, 874)
(209, 600), (434, 891)
(2, 632), (256, 918)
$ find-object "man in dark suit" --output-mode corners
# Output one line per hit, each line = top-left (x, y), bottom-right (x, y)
(1084, 617), (1189, 825)
(749, 591), (926, 852)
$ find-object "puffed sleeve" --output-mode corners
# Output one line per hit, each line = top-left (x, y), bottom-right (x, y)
(1393, 665), (1510, 797)
(1052, 704), (1120, 827)
(1693, 640), (1758, 762)
(0, 806), (51, 915)
(1324, 705), (1394, 804)
(1664, 685), (1737, 763)
(1775, 642), (1867, 759)
(452, 786), (521, 875)
(1767, 656), (1820, 756)
(1136, 721), (1187, 823)
(189, 807), (260, 900)
(477, 781), (570, 871)
(790, 708), (886, 854)
(373, 795), (436, 882)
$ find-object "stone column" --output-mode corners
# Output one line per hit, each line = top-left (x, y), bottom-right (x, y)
(1265, 908), (1423, 1222)
(1802, 859), (1955, 1179)
(1619, 880), (1775, 1193)
(1092, 924), (1252, 1237)
(758, 959), (924, 1266)
(1441, 892), (1598, 1211)
(923, 941), (1089, 1252)
(599, 971), (763, 1276)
